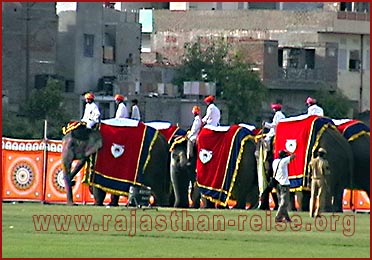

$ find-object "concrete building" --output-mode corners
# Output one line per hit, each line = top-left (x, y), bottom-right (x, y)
(3, 2), (369, 130)
(2, 2), (58, 113)
(57, 2), (142, 120)
(139, 3), (370, 116)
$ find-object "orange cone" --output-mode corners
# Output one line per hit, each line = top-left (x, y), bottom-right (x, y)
(342, 189), (353, 212)
(353, 189), (370, 213)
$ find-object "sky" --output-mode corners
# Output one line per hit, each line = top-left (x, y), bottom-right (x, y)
(56, 2), (121, 14)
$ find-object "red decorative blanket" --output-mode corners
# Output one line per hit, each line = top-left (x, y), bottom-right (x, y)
(196, 125), (254, 206)
(334, 119), (370, 141)
(275, 115), (334, 189)
(90, 122), (157, 195)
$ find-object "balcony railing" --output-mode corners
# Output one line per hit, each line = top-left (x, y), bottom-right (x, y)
(337, 11), (370, 21)
(278, 68), (327, 81)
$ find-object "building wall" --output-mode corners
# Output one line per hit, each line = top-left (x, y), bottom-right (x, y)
(147, 9), (369, 114)
(319, 33), (370, 112)
(56, 11), (76, 84)
(57, 3), (142, 96)
(2, 2), (58, 111)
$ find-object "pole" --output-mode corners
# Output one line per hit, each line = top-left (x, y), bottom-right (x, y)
(41, 119), (48, 203)
(25, 3), (30, 101)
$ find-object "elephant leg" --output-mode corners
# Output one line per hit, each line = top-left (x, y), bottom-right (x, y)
(70, 158), (87, 179)
(205, 199), (215, 209)
(171, 173), (190, 208)
(323, 186), (334, 212)
(257, 187), (272, 210)
(296, 191), (310, 212)
(62, 160), (75, 205)
(109, 194), (120, 207)
(63, 174), (74, 206)
(272, 192), (279, 210)
(190, 183), (201, 208)
(93, 187), (106, 206)
(332, 186), (344, 212)
(288, 192), (297, 211)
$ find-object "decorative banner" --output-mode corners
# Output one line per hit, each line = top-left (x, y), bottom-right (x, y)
(2, 138), (44, 201)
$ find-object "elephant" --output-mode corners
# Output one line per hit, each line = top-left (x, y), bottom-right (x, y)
(333, 119), (370, 196)
(169, 124), (259, 209)
(61, 124), (102, 206)
(61, 119), (172, 206)
(256, 115), (354, 212)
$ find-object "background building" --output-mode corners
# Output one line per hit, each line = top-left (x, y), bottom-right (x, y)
(2, 2), (370, 131)
(2, 2), (58, 113)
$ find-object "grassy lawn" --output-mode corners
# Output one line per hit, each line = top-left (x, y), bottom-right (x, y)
(2, 202), (370, 258)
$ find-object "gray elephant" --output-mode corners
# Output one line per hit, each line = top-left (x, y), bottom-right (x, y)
(257, 115), (354, 212)
(170, 125), (259, 209)
(61, 122), (103, 205)
(334, 119), (370, 196)
(61, 119), (171, 206)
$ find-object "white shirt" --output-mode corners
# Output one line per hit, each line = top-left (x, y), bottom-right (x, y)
(264, 110), (286, 129)
(202, 103), (221, 126)
(307, 104), (324, 116)
(187, 115), (202, 142)
(264, 110), (286, 139)
(115, 102), (129, 119)
(81, 102), (101, 129)
(272, 156), (292, 186)
(131, 105), (141, 121)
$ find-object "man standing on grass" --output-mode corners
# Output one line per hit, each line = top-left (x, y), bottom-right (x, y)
(273, 150), (295, 223)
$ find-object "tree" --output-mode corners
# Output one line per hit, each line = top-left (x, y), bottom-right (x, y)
(173, 39), (268, 124)
(314, 89), (353, 118)
(2, 79), (71, 139)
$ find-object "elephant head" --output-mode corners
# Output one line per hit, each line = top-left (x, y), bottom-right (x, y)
(61, 127), (102, 205)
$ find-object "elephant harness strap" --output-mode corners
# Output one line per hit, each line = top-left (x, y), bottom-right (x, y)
(62, 121), (92, 140)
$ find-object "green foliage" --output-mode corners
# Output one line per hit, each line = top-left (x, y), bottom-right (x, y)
(173, 39), (268, 124)
(2, 79), (71, 139)
(221, 56), (268, 124)
(315, 89), (353, 118)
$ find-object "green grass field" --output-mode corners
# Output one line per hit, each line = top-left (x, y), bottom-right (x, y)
(2, 202), (370, 258)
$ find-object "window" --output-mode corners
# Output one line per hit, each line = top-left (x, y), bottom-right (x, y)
(278, 49), (283, 67)
(83, 34), (94, 57)
(141, 34), (151, 53)
(349, 50), (361, 71)
(305, 49), (315, 69)
(340, 2), (352, 11)
(354, 2), (369, 12)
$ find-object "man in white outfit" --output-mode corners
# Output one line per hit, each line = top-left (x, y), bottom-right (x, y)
(273, 150), (296, 223)
(202, 95), (220, 127)
(187, 106), (202, 163)
(114, 94), (129, 119)
(130, 99), (141, 121)
(81, 92), (101, 129)
(306, 97), (324, 116)
(263, 103), (286, 144)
